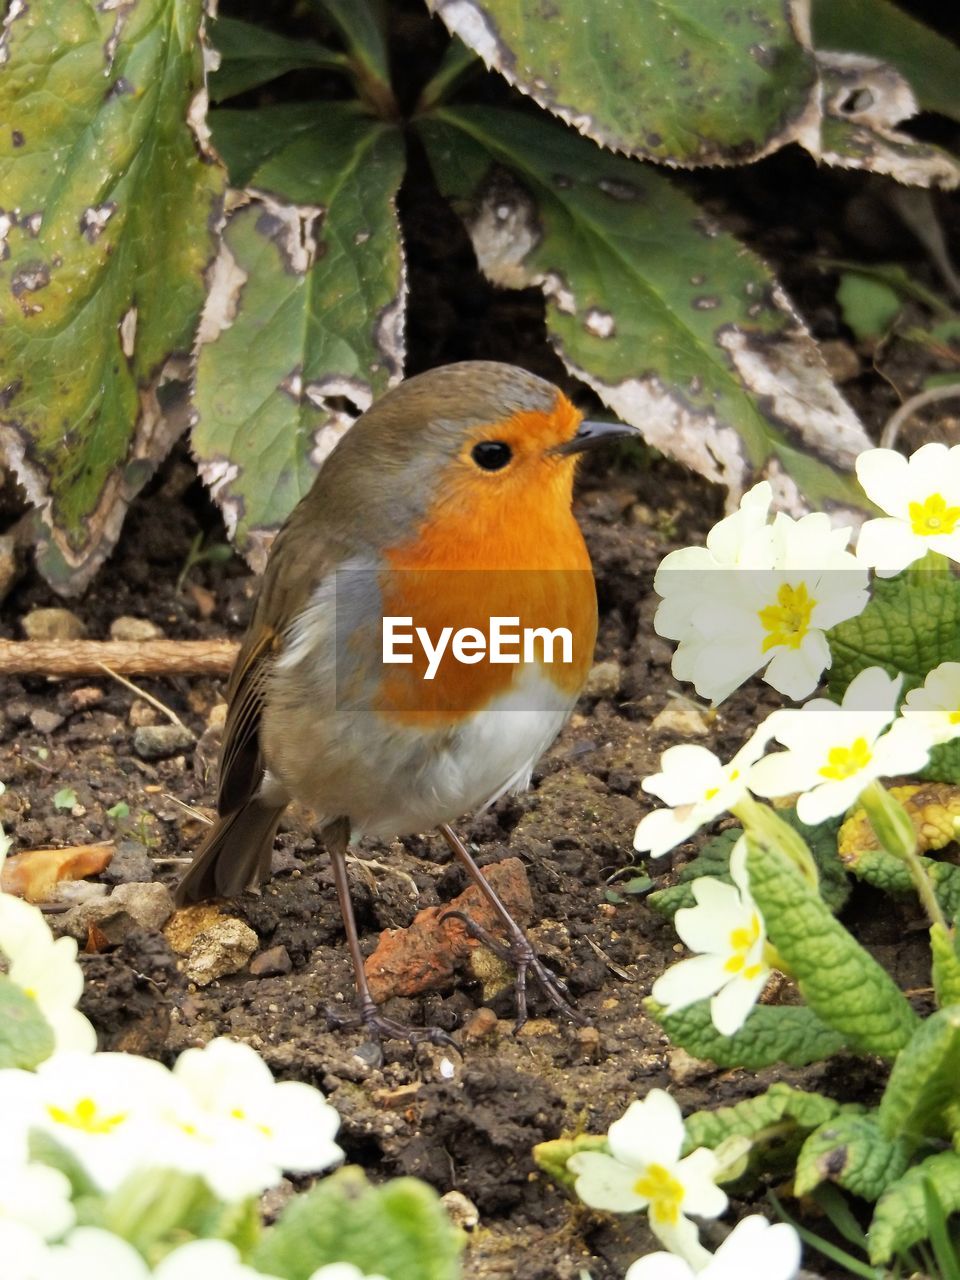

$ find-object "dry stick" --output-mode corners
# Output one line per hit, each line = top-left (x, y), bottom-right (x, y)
(97, 662), (187, 729)
(879, 383), (960, 451)
(0, 639), (239, 678)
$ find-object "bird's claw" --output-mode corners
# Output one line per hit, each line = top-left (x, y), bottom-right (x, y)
(325, 999), (459, 1050)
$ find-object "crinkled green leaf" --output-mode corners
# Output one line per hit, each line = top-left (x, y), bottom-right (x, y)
(828, 572), (960, 699)
(253, 1166), (462, 1280)
(648, 997), (847, 1070)
(427, 0), (817, 166)
(848, 845), (960, 921)
(0, 975), (54, 1069)
(812, 0), (960, 124)
(194, 103), (405, 569)
(869, 1150), (960, 1264)
(419, 106), (872, 515)
(683, 1082), (856, 1184)
(837, 273), (902, 341)
(0, 0), (224, 593)
(878, 1005), (960, 1145)
(208, 16), (345, 103)
(650, 814), (849, 920)
(747, 843), (918, 1057)
(932, 925), (960, 1008)
(532, 1134), (608, 1192)
(796, 1113), (911, 1199)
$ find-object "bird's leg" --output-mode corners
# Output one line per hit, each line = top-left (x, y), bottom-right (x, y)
(438, 823), (587, 1032)
(323, 817), (456, 1048)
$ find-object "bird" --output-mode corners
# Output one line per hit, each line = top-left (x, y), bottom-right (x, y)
(176, 360), (636, 1043)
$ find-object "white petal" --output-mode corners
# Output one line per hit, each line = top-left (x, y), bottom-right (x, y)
(675, 1148), (728, 1219)
(748, 750), (817, 800)
(856, 517), (925, 574)
(569, 1151), (646, 1212)
(855, 448), (909, 517)
(711, 1217), (802, 1280)
(795, 776), (866, 824)
(710, 968), (769, 1036)
(609, 1091), (685, 1166)
(678, 882), (743, 950)
(842, 666), (901, 716)
(762, 644), (825, 702)
(642, 746), (723, 805)
(649, 1213), (713, 1271)
(625, 1253), (696, 1280)
(652, 954), (729, 1013)
(634, 807), (701, 858)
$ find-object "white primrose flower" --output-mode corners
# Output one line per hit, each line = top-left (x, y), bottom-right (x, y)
(169, 1038), (344, 1201)
(0, 1051), (180, 1193)
(0, 1160), (75, 1241)
(749, 667), (932, 824)
(0, 891), (97, 1054)
(901, 662), (960, 748)
(656, 494), (868, 705)
(625, 1214), (801, 1280)
(0, 1222), (151, 1280)
(651, 838), (771, 1036)
(307, 1267), (390, 1280)
(856, 443), (960, 575)
(569, 1090), (726, 1268)
(151, 1238), (281, 1280)
(634, 735), (770, 859)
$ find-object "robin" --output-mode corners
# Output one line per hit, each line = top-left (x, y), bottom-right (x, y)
(177, 360), (635, 1043)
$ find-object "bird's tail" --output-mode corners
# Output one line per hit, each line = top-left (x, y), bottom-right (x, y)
(174, 800), (285, 904)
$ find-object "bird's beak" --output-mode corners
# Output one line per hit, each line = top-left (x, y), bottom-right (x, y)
(551, 418), (640, 456)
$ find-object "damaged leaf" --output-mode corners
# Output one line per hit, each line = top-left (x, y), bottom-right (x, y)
(0, 0), (225, 593)
(426, 0), (818, 167)
(812, 0), (960, 124)
(194, 103), (405, 569)
(805, 53), (960, 190)
(419, 106), (873, 514)
(1, 842), (114, 903)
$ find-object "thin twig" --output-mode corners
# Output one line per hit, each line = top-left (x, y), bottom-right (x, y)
(0, 639), (238, 677)
(97, 662), (186, 729)
(879, 383), (960, 450)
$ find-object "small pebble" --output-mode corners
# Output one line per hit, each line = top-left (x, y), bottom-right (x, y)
(102, 840), (155, 885)
(110, 616), (164, 642)
(133, 723), (195, 760)
(22, 607), (87, 641)
(668, 1046), (712, 1085)
(128, 699), (160, 728)
(249, 944), (293, 977)
(650, 700), (709, 738)
(583, 660), (621, 700)
(575, 1024), (602, 1059)
(461, 1006), (499, 1042)
(441, 1189), (479, 1231)
(182, 917), (259, 985)
(29, 708), (64, 734)
(819, 339), (861, 384)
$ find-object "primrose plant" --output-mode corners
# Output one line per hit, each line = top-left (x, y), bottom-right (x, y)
(537, 443), (960, 1272)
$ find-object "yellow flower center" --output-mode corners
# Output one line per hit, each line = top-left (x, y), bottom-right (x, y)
(759, 583), (815, 653)
(819, 737), (872, 781)
(47, 1097), (127, 1135)
(909, 493), (960, 537)
(724, 912), (763, 979)
(634, 1163), (686, 1225)
(950, 708), (960, 725)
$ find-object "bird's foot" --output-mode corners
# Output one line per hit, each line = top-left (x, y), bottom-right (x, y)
(441, 909), (588, 1033)
(325, 997), (458, 1050)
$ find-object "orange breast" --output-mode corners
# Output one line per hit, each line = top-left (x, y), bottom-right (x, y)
(376, 436), (597, 726)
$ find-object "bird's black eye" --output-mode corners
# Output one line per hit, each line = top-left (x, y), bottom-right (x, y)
(471, 440), (512, 471)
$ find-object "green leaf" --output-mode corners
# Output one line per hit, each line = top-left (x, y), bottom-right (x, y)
(812, 0), (960, 124)
(683, 1082), (854, 1183)
(419, 106), (872, 516)
(208, 16), (345, 103)
(837, 273), (902, 341)
(106, 802), (131, 821)
(649, 998), (848, 1069)
(532, 1134), (608, 1192)
(53, 787), (78, 811)
(747, 843), (919, 1057)
(0, 0), (224, 593)
(846, 846), (960, 919)
(649, 814), (849, 920)
(878, 1005), (960, 1145)
(311, 0), (394, 115)
(195, 104), (405, 568)
(932, 925), (960, 1009)
(253, 1166), (462, 1280)
(869, 1150), (960, 1263)
(795, 1114), (911, 1199)
(828, 572), (960, 702)
(0, 975), (55, 1069)
(427, 0), (817, 166)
